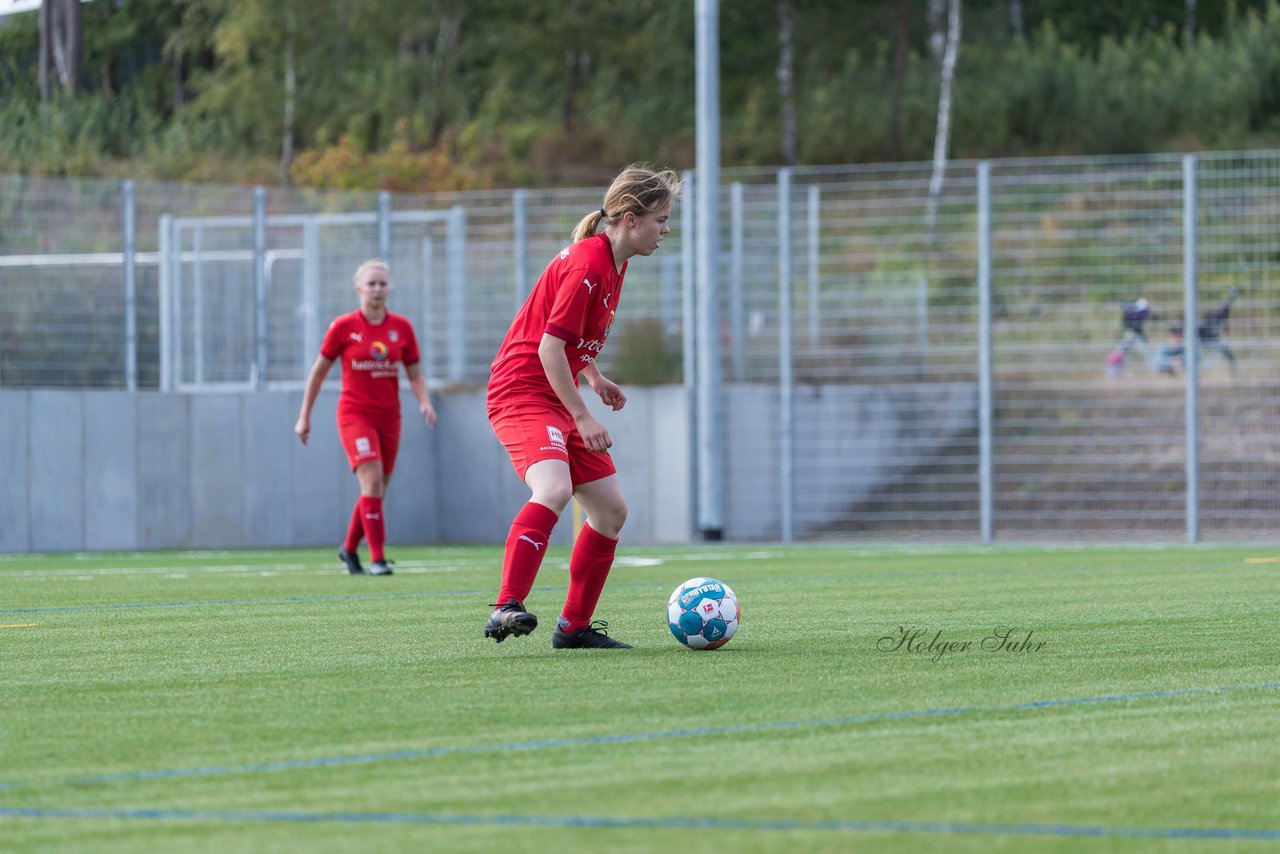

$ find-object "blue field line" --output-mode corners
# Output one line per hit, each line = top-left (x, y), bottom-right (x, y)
(1, 806), (1277, 840)
(3, 681), (1274, 794)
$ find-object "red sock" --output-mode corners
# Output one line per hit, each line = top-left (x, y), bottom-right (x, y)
(559, 523), (618, 632)
(496, 502), (560, 605)
(360, 496), (386, 562)
(343, 500), (364, 553)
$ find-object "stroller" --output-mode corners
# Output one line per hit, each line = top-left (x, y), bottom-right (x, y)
(1154, 288), (1239, 375)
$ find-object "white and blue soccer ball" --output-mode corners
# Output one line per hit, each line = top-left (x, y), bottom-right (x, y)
(667, 577), (740, 650)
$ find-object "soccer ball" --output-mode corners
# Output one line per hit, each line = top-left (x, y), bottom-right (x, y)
(667, 577), (740, 650)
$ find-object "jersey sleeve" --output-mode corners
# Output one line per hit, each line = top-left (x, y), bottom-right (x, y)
(319, 316), (346, 360)
(400, 319), (421, 367)
(544, 265), (594, 343)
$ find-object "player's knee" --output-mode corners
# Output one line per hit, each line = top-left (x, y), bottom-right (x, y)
(533, 481), (574, 513)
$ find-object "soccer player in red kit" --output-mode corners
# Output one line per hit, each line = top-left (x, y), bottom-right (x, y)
(294, 259), (436, 576)
(485, 164), (683, 648)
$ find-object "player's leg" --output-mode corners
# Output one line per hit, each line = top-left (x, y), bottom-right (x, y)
(486, 406), (574, 642)
(355, 459), (391, 574)
(553, 464), (631, 649)
(360, 420), (400, 576)
(336, 413), (386, 575)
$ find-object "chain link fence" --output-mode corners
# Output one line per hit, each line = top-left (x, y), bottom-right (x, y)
(2, 151), (1278, 541)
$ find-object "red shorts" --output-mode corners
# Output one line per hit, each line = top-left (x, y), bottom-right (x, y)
(337, 410), (401, 475)
(488, 403), (616, 485)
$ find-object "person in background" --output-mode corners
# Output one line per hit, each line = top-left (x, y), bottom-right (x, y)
(483, 164), (682, 649)
(294, 259), (436, 576)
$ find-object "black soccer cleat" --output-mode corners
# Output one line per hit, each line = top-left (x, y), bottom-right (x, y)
(369, 560), (393, 576)
(484, 599), (538, 643)
(551, 619), (632, 649)
(338, 548), (365, 575)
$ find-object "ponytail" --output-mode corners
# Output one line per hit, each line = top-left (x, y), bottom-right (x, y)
(569, 164), (683, 243)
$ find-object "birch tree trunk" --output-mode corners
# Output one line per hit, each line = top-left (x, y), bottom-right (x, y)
(38, 0), (83, 101)
(1009, 0), (1024, 40)
(777, 0), (797, 166)
(925, 0), (961, 239)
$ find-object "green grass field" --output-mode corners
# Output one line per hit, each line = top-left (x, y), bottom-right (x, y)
(2, 543), (1278, 852)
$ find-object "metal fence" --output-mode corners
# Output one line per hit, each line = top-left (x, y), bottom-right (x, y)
(2, 151), (1278, 542)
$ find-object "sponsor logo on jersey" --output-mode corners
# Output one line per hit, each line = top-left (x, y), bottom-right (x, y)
(546, 425), (566, 449)
(370, 341), (389, 360)
(517, 535), (544, 551)
(350, 332), (363, 342)
(582, 278), (597, 294)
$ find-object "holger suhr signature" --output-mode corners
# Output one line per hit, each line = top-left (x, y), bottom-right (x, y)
(877, 626), (1047, 663)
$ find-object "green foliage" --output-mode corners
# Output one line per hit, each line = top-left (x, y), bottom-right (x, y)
(606, 316), (683, 386)
(3, 1), (1280, 183)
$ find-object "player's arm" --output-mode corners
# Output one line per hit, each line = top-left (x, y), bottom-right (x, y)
(537, 332), (611, 452)
(294, 354), (335, 445)
(581, 361), (626, 412)
(404, 362), (437, 428)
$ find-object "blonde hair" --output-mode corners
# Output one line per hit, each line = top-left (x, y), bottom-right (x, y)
(353, 259), (390, 285)
(572, 164), (683, 243)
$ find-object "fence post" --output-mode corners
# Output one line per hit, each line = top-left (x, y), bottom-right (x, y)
(1183, 155), (1200, 543)
(807, 184), (820, 346)
(158, 213), (173, 392)
(729, 182), (744, 381)
(778, 168), (795, 544)
(253, 186), (267, 390)
(122, 180), (137, 391)
(513, 188), (529, 309)
(681, 171), (698, 537)
(378, 191), (392, 261)
(446, 205), (467, 383)
(977, 161), (994, 543)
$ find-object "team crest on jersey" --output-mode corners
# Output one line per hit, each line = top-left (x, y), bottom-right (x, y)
(560, 246), (571, 259)
(389, 330), (399, 342)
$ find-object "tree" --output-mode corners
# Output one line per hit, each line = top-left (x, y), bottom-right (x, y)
(925, 0), (961, 238)
(38, 0), (83, 101)
(777, 0), (797, 166)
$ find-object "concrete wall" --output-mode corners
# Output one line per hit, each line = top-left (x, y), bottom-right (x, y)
(0, 383), (975, 553)
(0, 386), (696, 553)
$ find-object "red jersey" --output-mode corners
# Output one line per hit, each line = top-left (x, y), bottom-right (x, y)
(320, 310), (420, 418)
(488, 233), (626, 408)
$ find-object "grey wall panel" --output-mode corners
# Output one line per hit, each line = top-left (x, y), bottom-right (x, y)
(646, 386), (693, 543)
(595, 388), (654, 543)
(137, 393), (191, 549)
(29, 391), (83, 552)
(242, 394), (295, 547)
(434, 393), (522, 544)
(0, 391), (31, 552)
(83, 393), (139, 550)
(385, 395), (439, 548)
(189, 395), (244, 548)
(287, 391), (349, 550)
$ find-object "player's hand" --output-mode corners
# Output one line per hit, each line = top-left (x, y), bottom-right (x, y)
(592, 377), (627, 411)
(294, 417), (310, 445)
(574, 412), (613, 452)
(421, 403), (437, 428)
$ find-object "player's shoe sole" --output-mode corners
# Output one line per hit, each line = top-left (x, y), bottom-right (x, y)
(369, 560), (393, 576)
(485, 600), (538, 643)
